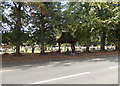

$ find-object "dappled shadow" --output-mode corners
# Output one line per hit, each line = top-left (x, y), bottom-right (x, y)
(48, 56), (118, 68)
(87, 56), (118, 62)
(2, 55), (118, 71)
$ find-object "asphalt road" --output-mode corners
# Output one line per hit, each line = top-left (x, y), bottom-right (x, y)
(1, 56), (118, 84)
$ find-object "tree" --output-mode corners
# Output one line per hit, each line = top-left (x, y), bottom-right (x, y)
(92, 2), (117, 51)
(2, 2), (29, 55)
(108, 2), (120, 50)
(27, 2), (59, 54)
(69, 2), (97, 52)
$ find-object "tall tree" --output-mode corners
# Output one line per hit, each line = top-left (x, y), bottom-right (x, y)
(2, 2), (28, 55)
(28, 2), (58, 54)
(107, 2), (120, 50)
(93, 2), (115, 51)
(72, 2), (97, 52)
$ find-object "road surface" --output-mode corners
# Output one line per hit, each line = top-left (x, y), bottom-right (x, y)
(1, 56), (118, 84)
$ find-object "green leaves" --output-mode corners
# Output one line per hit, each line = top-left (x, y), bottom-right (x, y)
(1, 2), (120, 53)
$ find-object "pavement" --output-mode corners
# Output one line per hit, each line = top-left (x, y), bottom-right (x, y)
(1, 56), (119, 84)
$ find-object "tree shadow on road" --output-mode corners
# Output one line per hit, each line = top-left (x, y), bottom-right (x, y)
(2, 55), (118, 71)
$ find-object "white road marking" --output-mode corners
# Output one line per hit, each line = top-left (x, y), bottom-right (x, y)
(1, 70), (15, 72)
(1, 65), (118, 73)
(31, 72), (91, 84)
(64, 63), (72, 65)
(92, 58), (105, 61)
(31, 65), (118, 84)
(47, 65), (52, 66)
(36, 66), (45, 68)
(0, 69), (20, 73)
(0, 70), (13, 72)
(109, 66), (118, 69)
(24, 65), (31, 66)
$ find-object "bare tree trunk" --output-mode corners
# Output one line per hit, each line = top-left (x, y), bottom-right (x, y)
(100, 28), (106, 51)
(25, 47), (28, 53)
(71, 43), (75, 53)
(86, 40), (90, 53)
(14, 3), (22, 55)
(32, 47), (35, 53)
(58, 43), (61, 53)
(40, 15), (45, 55)
(115, 46), (119, 51)
(86, 43), (90, 53)
(41, 42), (45, 54)
(16, 43), (20, 55)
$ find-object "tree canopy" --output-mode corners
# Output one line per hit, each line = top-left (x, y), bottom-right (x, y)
(1, 2), (120, 55)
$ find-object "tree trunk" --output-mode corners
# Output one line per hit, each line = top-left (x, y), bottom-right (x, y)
(14, 3), (22, 55)
(71, 43), (75, 53)
(16, 43), (20, 55)
(40, 15), (45, 54)
(25, 48), (28, 53)
(100, 28), (106, 51)
(115, 46), (119, 51)
(32, 47), (35, 53)
(86, 40), (90, 53)
(41, 42), (45, 54)
(58, 43), (61, 53)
